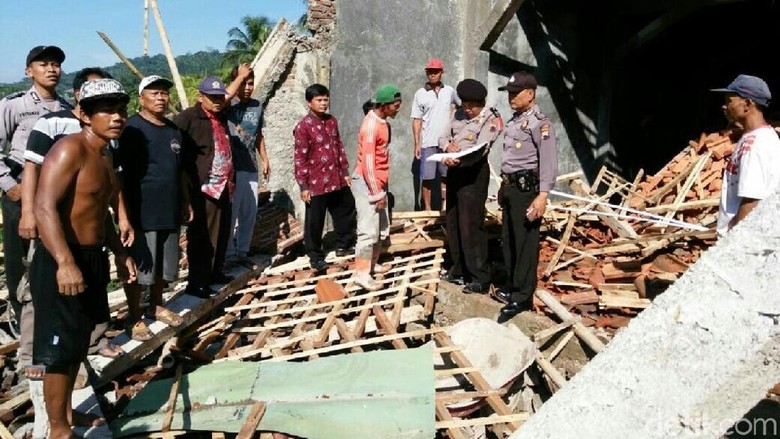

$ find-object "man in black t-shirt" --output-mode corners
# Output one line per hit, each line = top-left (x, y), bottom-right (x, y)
(116, 75), (190, 341)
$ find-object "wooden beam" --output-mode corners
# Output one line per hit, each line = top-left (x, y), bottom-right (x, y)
(96, 31), (145, 79)
(161, 364), (183, 432)
(478, 0), (527, 50)
(236, 401), (267, 439)
(148, 0), (189, 108)
(535, 289), (605, 353)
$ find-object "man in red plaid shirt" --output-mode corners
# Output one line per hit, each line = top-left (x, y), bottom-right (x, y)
(293, 84), (356, 271)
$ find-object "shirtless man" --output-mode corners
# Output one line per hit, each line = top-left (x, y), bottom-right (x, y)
(32, 78), (136, 439)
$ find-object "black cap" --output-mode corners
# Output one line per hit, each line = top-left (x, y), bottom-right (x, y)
(26, 46), (65, 66)
(456, 79), (488, 102)
(498, 71), (537, 92)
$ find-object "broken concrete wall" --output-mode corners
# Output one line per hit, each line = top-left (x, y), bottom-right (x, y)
(512, 190), (780, 439)
(329, 0), (465, 211)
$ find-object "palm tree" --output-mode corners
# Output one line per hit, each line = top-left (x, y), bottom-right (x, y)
(222, 15), (274, 67)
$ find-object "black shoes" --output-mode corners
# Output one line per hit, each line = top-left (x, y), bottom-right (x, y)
(497, 301), (532, 324)
(462, 281), (490, 294)
(185, 285), (215, 299)
(441, 272), (464, 285)
(492, 288), (513, 304)
(311, 259), (330, 272)
(212, 273), (235, 284)
(335, 247), (354, 257)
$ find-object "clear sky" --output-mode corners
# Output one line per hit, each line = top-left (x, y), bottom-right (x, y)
(0, 0), (307, 83)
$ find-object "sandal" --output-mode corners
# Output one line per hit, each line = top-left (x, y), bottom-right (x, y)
(149, 307), (184, 327)
(95, 338), (125, 358)
(127, 320), (153, 342)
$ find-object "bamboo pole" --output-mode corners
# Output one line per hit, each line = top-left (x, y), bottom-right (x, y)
(148, 0), (189, 108)
(96, 31), (145, 79)
(143, 0), (150, 56)
(535, 289), (605, 354)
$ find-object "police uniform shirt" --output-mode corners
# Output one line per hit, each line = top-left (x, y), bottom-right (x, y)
(501, 104), (559, 192)
(438, 107), (503, 167)
(0, 86), (72, 191)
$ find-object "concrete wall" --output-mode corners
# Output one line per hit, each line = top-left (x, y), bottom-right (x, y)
(327, 0), (605, 210)
(262, 51), (320, 218)
(329, 0), (465, 211)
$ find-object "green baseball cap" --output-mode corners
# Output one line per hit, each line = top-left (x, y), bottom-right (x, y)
(374, 84), (402, 104)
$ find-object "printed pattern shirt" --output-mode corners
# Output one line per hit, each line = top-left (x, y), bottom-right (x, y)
(293, 112), (350, 197)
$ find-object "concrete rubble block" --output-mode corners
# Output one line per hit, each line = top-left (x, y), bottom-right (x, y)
(512, 189), (780, 439)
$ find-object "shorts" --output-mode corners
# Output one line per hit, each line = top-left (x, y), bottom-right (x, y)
(31, 244), (110, 368)
(420, 147), (448, 180)
(129, 229), (180, 285)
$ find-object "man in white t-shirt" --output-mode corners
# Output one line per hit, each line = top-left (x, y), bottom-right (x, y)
(712, 74), (780, 236)
(411, 58), (460, 211)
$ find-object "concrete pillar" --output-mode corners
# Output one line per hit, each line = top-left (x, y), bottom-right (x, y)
(512, 190), (780, 439)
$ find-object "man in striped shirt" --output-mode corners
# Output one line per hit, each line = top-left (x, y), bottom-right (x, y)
(352, 84), (402, 290)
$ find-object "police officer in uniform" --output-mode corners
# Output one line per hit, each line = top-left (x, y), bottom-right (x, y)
(495, 71), (558, 323)
(439, 79), (503, 294)
(0, 46), (70, 326)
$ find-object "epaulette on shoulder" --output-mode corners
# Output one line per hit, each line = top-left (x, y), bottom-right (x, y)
(534, 110), (549, 121)
(489, 107), (500, 118)
(1, 91), (25, 101)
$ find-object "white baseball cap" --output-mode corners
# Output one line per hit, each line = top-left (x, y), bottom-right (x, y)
(138, 75), (174, 94)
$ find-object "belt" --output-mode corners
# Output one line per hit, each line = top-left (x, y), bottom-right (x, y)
(501, 169), (538, 183)
(501, 169), (538, 192)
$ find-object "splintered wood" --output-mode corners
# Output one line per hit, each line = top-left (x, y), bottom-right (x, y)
(537, 130), (736, 332)
(190, 249), (444, 362)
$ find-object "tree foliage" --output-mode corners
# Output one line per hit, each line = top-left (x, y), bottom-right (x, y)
(222, 15), (274, 68)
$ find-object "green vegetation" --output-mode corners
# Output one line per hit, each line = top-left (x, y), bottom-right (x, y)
(222, 15), (274, 68)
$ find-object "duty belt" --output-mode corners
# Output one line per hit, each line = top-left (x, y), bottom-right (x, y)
(501, 169), (538, 192)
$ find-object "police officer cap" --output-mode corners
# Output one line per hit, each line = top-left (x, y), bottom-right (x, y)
(498, 71), (537, 92)
(456, 79), (487, 102)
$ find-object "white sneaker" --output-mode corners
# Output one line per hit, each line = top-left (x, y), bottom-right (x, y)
(354, 272), (382, 291)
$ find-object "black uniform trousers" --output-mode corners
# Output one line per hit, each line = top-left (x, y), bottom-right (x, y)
(446, 158), (490, 284)
(501, 184), (540, 304)
(304, 187), (356, 262)
(2, 196), (29, 320)
(187, 190), (231, 289)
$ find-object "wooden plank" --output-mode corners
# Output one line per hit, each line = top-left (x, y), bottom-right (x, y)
(599, 295), (651, 309)
(161, 364), (183, 433)
(0, 422), (14, 439)
(334, 318), (364, 353)
(0, 341), (19, 356)
(544, 214), (576, 277)
(660, 152), (711, 232)
(647, 156), (700, 204)
(435, 389), (507, 403)
(547, 330), (575, 361)
(533, 319), (576, 344)
(392, 210), (443, 219)
(373, 306), (408, 349)
(437, 413), (530, 429)
(436, 401), (467, 439)
(262, 328), (444, 363)
(435, 333), (522, 431)
(236, 401), (267, 439)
